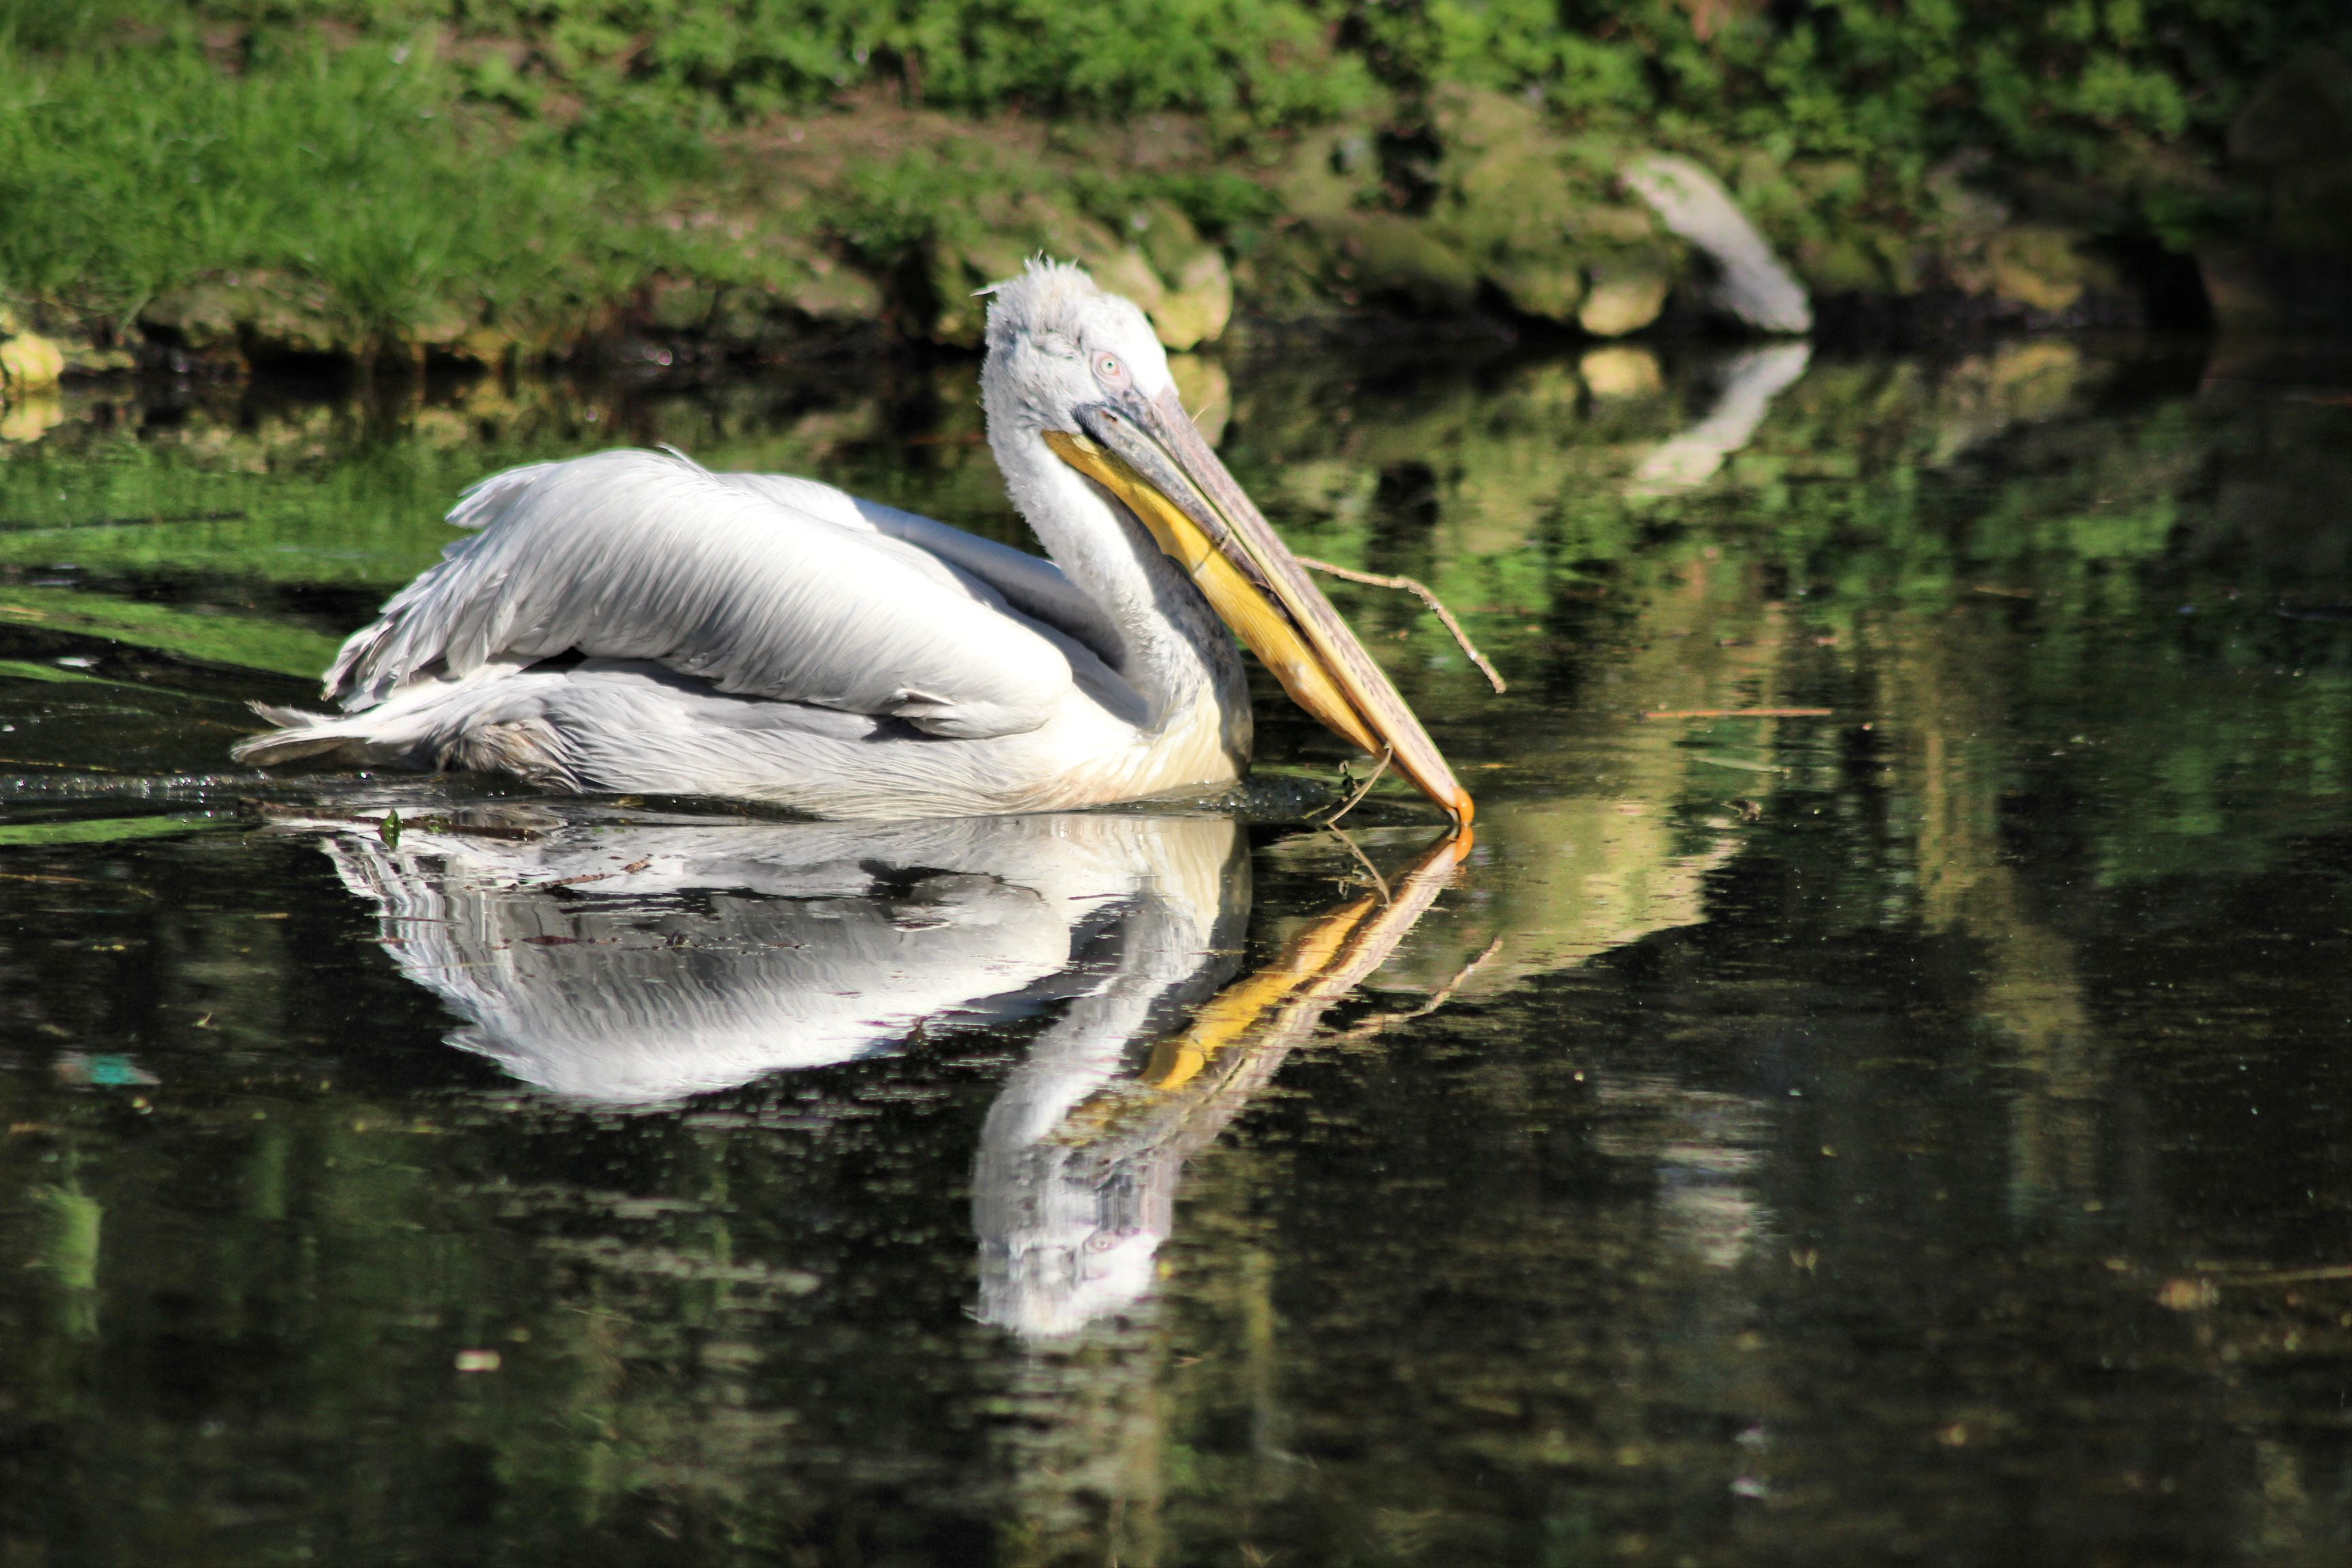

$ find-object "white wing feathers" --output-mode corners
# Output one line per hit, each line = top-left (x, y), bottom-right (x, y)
(325, 450), (1077, 740)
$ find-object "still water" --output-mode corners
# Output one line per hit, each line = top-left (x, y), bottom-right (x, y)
(1, 331), (2349, 1565)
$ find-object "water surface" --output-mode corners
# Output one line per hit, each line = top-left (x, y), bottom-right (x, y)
(3, 333), (2351, 1565)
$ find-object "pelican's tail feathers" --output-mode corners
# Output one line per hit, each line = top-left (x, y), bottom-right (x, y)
(233, 700), (423, 771)
(232, 666), (581, 788)
(232, 704), (368, 767)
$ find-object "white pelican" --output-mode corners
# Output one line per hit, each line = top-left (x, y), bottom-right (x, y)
(235, 261), (1472, 825)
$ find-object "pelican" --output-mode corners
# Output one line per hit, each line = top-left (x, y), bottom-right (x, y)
(233, 261), (1471, 825)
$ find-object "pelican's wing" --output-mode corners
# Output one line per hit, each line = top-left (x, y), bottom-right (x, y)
(327, 449), (1076, 739)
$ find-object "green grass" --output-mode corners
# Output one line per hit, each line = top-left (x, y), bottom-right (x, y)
(0, 20), (772, 340)
(0, 0), (2342, 340)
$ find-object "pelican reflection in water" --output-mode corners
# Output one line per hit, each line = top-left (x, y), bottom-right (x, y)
(238, 261), (1471, 826)
(300, 807), (1464, 1337)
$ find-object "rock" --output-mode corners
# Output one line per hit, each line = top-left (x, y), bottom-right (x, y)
(1267, 124), (1383, 225)
(928, 231), (1034, 347)
(235, 274), (344, 358)
(1428, 87), (1603, 324)
(1150, 250), (1233, 350)
(65, 346), (137, 375)
(1621, 154), (1812, 333)
(140, 282), (244, 353)
(0, 391), (63, 443)
(451, 324), (519, 367)
(927, 193), (1144, 346)
(787, 261), (884, 324)
(1127, 199), (1202, 282)
(1326, 212), (1480, 313)
(927, 191), (1222, 350)
(1578, 257), (1673, 337)
(706, 284), (782, 346)
(1488, 255), (1584, 322)
(689, 263), (885, 353)
(1094, 246), (1167, 317)
(401, 300), (477, 356)
(140, 272), (347, 360)
(1580, 346), (1663, 399)
(1433, 87), (1582, 259)
(1122, 199), (1231, 347)
(0, 333), (65, 393)
(1167, 354), (1230, 446)
(1984, 226), (2089, 314)
(1793, 235), (1886, 296)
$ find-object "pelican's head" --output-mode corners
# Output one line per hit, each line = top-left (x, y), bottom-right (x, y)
(981, 260), (1473, 828)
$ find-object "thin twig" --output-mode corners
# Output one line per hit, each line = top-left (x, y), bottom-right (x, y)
(1407, 936), (1505, 1018)
(1318, 822), (1391, 906)
(1315, 747), (1391, 830)
(1640, 707), (1831, 720)
(1328, 936), (1507, 1044)
(1296, 557), (1507, 694)
(2194, 1263), (2352, 1288)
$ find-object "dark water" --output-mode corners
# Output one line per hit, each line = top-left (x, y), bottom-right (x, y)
(2, 333), (2351, 1566)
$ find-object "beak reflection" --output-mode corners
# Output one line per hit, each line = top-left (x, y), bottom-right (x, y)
(1046, 387), (1474, 828)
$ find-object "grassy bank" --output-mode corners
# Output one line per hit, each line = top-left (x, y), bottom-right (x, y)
(0, 0), (2345, 372)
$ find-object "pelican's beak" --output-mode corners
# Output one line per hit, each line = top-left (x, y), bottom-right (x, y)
(1046, 388), (1474, 828)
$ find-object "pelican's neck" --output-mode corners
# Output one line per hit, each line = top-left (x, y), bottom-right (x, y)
(994, 425), (1248, 736)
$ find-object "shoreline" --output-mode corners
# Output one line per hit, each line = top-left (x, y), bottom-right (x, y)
(1, 20), (2344, 398)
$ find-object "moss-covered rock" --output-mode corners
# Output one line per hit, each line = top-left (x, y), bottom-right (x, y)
(1487, 256), (1585, 322)
(0, 332), (65, 394)
(926, 191), (1228, 350)
(1128, 201), (1232, 349)
(1264, 123), (1383, 225)
(140, 281), (246, 355)
(1426, 87), (1658, 327)
(928, 192), (1156, 346)
(140, 272), (349, 362)
(789, 260), (885, 325)
(1152, 250), (1234, 351)
(1325, 212), (1480, 313)
(1578, 257), (1674, 336)
(1982, 227), (2095, 314)
(1430, 87), (1584, 261)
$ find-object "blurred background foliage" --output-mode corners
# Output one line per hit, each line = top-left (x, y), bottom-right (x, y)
(0, 0), (2344, 340)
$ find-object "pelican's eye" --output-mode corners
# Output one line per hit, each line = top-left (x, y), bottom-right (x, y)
(1092, 351), (1128, 390)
